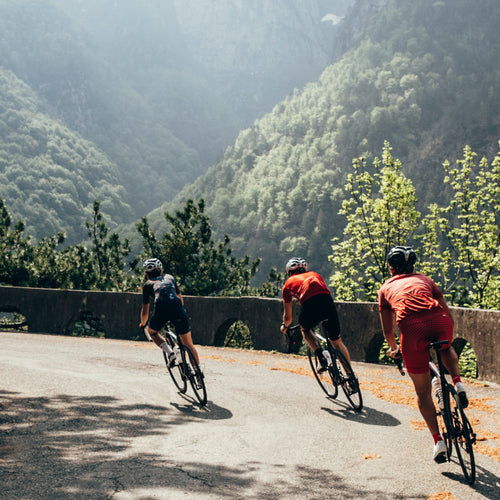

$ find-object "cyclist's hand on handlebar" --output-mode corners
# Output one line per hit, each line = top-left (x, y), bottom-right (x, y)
(387, 346), (401, 358)
(280, 323), (288, 334)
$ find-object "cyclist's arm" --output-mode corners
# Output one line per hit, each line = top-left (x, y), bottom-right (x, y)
(379, 309), (399, 356)
(281, 301), (292, 332)
(139, 303), (150, 329)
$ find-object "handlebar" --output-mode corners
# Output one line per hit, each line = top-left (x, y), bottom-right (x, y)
(394, 351), (405, 376)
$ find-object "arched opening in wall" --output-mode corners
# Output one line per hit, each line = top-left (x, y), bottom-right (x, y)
(453, 338), (478, 379)
(0, 307), (28, 331)
(214, 319), (254, 350)
(71, 311), (106, 338)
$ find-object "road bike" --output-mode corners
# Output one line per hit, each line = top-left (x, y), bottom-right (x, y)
(145, 326), (207, 406)
(287, 325), (363, 412)
(395, 341), (476, 484)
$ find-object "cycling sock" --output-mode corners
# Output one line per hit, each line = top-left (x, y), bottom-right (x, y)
(433, 434), (442, 444)
(452, 375), (462, 385)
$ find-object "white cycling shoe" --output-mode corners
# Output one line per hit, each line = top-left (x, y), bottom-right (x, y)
(433, 440), (447, 464)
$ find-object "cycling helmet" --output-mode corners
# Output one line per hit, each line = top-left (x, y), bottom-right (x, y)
(143, 258), (163, 275)
(285, 257), (308, 275)
(387, 246), (416, 274)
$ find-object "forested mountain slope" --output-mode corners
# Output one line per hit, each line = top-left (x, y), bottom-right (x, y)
(0, 0), (344, 241)
(150, 0), (500, 279)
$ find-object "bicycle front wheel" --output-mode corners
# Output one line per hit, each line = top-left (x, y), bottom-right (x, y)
(449, 385), (476, 484)
(307, 348), (338, 399)
(334, 349), (363, 412)
(163, 335), (187, 393)
(184, 345), (207, 406)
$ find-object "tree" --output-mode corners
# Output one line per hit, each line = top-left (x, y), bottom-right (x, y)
(85, 200), (131, 291)
(0, 198), (33, 286)
(419, 144), (500, 308)
(135, 199), (261, 296)
(329, 142), (420, 301)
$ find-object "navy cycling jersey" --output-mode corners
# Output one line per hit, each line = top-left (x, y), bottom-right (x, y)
(142, 274), (180, 304)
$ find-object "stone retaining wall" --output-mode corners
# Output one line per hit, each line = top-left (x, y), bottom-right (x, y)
(0, 286), (498, 383)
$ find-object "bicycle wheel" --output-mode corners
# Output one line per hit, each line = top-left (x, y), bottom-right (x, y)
(449, 385), (476, 484)
(184, 344), (207, 406)
(333, 349), (363, 412)
(307, 348), (338, 399)
(163, 335), (187, 393)
(436, 382), (453, 458)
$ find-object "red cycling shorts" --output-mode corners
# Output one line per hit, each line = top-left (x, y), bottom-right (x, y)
(398, 309), (453, 374)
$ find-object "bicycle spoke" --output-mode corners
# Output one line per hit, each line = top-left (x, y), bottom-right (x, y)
(164, 333), (187, 393)
(334, 349), (363, 412)
(449, 386), (476, 484)
(184, 345), (207, 406)
(308, 348), (338, 399)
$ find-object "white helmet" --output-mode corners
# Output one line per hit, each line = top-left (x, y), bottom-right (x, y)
(143, 258), (163, 274)
(285, 257), (308, 274)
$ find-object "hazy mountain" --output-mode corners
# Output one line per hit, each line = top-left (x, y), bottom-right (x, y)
(147, 0), (500, 279)
(0, 0), (348, 241)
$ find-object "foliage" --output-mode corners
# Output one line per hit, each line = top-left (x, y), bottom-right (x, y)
(135, 199), (262, 296)
(329, 142), (420, 301)
(458, 342), (478, 379)
(419, 145), (500, 308)
(328, 141), (499, 310)
(158, 0), (500, 280)
(223, 321), (254, 350)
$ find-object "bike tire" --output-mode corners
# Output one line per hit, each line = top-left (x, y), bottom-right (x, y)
(307, 348), (338, 399)
(448, 385), (476, 484)
(184, 344), (207, 406)
(333, 349), (363, 412)
(436, 382), (453, 458)
(163, 335), (187, 393)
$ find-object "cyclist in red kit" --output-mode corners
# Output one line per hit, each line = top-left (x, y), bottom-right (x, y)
(378, 246), (468, 464)
(280, 257), (352, 371)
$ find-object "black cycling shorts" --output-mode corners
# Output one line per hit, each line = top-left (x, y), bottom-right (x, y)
(299, 293), (341, 341)
(149, 296), (191, 336)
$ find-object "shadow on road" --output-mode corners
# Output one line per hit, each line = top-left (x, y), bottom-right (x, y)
(320, 400), (401, 426)
(0, 390), (412, 499)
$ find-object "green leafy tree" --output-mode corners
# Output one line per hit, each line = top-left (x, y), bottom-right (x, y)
(329, 142), (420, 301)
(419, 145), (500, 308)
(0, 198), (33, 286)
(135, 199), (261, 296)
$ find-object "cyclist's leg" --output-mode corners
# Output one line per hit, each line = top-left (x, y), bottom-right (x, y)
(320, 297), (352, 363)
(147, 307), (168, 348)
(408, 370), (440, 436)
(301, 327), (321, 352)
(330, 338), (351, 364)
(171, 303), (200, 365)
(179, 331), (200, 365)
(440, 344), (460, 377)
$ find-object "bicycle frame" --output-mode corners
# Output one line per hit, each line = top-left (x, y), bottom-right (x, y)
(429, 340), (476, 484)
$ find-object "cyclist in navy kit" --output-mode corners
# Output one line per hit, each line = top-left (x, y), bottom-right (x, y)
(139, 258), (200, 365)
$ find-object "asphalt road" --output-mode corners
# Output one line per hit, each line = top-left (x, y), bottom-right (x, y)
(1, 331), (499, 499)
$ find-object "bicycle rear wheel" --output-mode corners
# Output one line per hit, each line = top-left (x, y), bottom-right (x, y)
(334, 349), (363, 412)
(184, 345), (207, 406)
(436, 382), (453, 458)
(307, 348), (338, 399)
(163, 335), (187, 393)
(449, 385), (476, 484)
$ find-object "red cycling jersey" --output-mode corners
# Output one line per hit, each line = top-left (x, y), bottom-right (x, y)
(282, 271), (330, 304)
(378, 272), (444, 323)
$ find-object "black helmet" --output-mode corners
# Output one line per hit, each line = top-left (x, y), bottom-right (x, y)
(143, 258), (163, 276)
(285, 257), (308, 275)
(387, 246), (417, 274)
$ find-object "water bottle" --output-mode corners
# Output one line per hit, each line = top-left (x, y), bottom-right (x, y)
(174, 346), (182, 363)
(323, 350), (332, 367)
(432, 376), (444, 409)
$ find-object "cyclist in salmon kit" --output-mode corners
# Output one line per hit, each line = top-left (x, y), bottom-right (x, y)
(378, 246), (468, 464)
